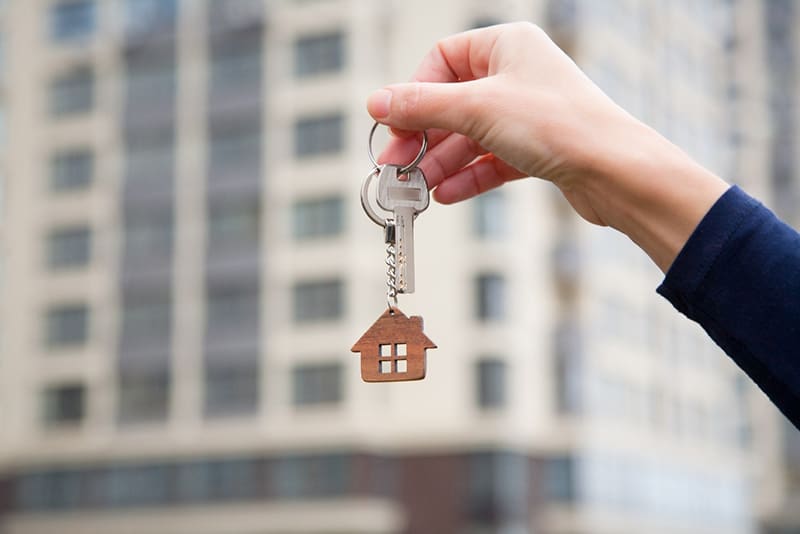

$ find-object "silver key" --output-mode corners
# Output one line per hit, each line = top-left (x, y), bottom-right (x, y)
(376, 164), (430, 293)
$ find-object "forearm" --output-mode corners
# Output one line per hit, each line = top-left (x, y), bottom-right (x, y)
(570, 118), (730, 272)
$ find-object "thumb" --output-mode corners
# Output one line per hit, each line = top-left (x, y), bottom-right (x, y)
(367, 82), (480, 136)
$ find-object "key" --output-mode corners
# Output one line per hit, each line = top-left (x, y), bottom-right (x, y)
(376, 164), (430, 293)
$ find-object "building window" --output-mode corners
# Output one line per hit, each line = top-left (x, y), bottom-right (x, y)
(51, 149), (93, 192)
(118, 369), (169, 423)
(50, 0), (96, 43)
(120, 295), (171, 351)
(543, 456), (575, 502)
(475, 273), (506, 321)
(123, 210), (173, 260)
(125, 61), (176, 108)
(294, 31), (345, 78)
(293, 279), (343, 323)
(292, 363), (342, 406)
(208, 118), (261, 178)
(209, 28), (262, 98)
(292, 196), (343, 239)
(208, 198), (260, 248)
(473, 189), (506, 238)
(204, 360), (259, 417)
(206, 284), (259, 336)
(125, 129), (175, 184)
(47, 225), (91, 269)
(476, 358), (507, 409)
(43, 383), (86, 426)
(294, 114), (344, 157)
(124, 0), (177, 36)
(272, 454), (350, 498)
(46, 304), (88, 348)
(50, 66), (94, 116)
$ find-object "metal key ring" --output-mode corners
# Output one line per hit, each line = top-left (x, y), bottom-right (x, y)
(360, 167), (387, 227)
(367, 122), (428, 174)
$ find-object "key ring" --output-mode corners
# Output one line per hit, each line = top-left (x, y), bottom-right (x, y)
(360, 167), (386, 227)
(367, 122), (428, 174)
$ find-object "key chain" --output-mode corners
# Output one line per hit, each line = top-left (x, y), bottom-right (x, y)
(351, 123), (437, 382)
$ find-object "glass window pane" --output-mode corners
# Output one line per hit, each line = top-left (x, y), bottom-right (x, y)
(47, 226), (91, 269)
(292, 280), (343, 323)
(117, 370), (169, 423)
(208, 199), (260, 247)
(120, 295), (171, 351)
(292, 363), (342, 406)
(46, 304), (88, 348)
(209, 119), (261, 178)
(292, 196), (343, 239)
(206, 284), (259, 335)
(50, 66), (94, 116)
(294, 114), (344, 157)
(51, 149), (93, 192)
(476, 274), (505, 321)
(123, 209), (173, 260)
(125, 129), (175, 183)
(204, 361), (259, 417)
(125, 0), (177, 36)
(43, 383), (86, 426)
(294, 31), (345, 77)
(50, 0), (96, 42)
(474, 189), (507, 238)
(477, 359), (507, 409)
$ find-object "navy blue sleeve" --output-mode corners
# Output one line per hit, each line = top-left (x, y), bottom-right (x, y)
(657, 186), (800, 428)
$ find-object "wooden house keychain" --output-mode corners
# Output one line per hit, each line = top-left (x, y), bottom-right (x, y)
(351, 123), (437, 382)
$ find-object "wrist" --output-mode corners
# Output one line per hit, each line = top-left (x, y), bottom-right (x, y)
(575, 120), (729, 272)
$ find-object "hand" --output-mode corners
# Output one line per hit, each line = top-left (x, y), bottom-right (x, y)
(367, 22), (728, 271)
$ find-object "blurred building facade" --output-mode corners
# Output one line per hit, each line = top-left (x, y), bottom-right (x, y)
(0, 0), (795, 533)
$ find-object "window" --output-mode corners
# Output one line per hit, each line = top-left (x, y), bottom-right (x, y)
(292, 196), (343, 239)
(208, 199), (260, 248)
(51, 149), (93, 192)
(294, 114), (344, 157)
(47, 226), (91, 269)
(209, 28), (262, 97)
(46, 304), (88, 348)
(107, 465), (169, 506)
(543, 456), (574, 502)
(294, 31), (345, 77)
(473, 189), (506, 238)
(208, 119), (261, 178)
(292, 363), (342, 406)
(118, 369), (169, 423)
(120, 296), (171, 350)
(124, 0), (177, 36)
(50, 0), (95, 42)
(124, 211), (173, 259)
(272, 454), (350, 498)
(204, 361), (259, 417)
(475, 273), (506, 321)
(125, 61), (176, 107)
(293, 279), (343, 323)
(468, 452), (528, 521)
(43, 383), (86, 426)
(378, 343), (408, 375)
(476, 359), (507, 409)
(125, 129), (175, 183)
(206, 284), (259, 335)
(50, 66), (94, 116)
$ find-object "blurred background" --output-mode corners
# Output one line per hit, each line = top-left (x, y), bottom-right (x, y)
(0, 0), (798, 533)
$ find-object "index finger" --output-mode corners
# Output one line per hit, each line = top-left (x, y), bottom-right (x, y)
(410, 24), (504, 83)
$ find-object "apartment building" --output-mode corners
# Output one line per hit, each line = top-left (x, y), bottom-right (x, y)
(0, 1), (788, 533)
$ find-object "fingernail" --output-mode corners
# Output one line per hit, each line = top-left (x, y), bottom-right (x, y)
(368, 89), (392, 119)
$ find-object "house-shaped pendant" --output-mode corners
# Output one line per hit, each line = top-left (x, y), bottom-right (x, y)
(351, 308), (437, 382)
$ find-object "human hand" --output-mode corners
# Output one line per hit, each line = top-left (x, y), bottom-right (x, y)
(367, 22), (728, 270)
